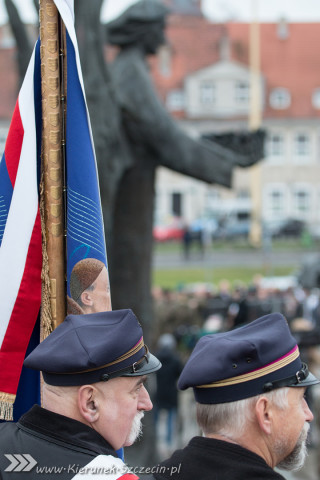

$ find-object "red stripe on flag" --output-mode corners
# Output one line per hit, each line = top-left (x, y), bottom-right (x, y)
(0, 208), (42, 393)
(118, 475), (139, 480)
(4, 102), (24, 187)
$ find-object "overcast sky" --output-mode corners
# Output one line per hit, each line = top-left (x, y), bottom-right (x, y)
(3, 0), (320, 24)
(201, 0), (320, 22)
(102, 0), (320, 22)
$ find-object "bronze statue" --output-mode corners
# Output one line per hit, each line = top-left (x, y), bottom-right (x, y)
(105, 0), (264, 325)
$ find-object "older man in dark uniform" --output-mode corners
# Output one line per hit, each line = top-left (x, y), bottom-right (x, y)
(0, 309), (161, 479)
(152, 313), (319, 480)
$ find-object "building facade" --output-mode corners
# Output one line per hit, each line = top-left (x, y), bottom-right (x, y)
(151, 16), (320, 233)
(0, 13), (320, 234)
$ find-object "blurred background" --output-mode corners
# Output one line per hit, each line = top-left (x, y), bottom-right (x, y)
(2, 1), (320, 478)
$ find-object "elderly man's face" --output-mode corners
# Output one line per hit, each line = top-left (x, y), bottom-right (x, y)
(273, 387), (313, 470)
(93, 375), (152, 450)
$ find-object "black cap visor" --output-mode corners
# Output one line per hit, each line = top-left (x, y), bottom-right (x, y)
(122, 352), (161, 377)
(293, 371), (319, 388)
(263, 363), (320, 392)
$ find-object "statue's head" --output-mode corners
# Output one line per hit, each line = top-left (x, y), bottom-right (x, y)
(107, 0), (170, 54)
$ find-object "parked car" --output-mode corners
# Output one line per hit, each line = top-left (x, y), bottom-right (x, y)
(153, 218), (185, 242)
(213, 221), (250, 240)
(266, 219), (305, 238)
(308, 224), (320, 241)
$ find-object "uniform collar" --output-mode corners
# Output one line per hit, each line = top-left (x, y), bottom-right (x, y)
(18, 404), (117, 457)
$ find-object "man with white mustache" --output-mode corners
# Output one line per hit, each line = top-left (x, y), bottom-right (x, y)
(151, 313), (318, 480)
(0, 309), (161, 479)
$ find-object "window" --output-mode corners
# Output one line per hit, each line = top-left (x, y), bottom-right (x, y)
(200, 82), (215, 105)
(294, 133), (310, 157)
(205, 188), (220, 213)
(293, 188), (310, 213)
(270, 190), (284, 212)
(158, 45), (171, 77)
(266, 187), (286, 217)
(269, 88), (291, 109)
(166, 90), (185, 112)
(277, 19), (289, 40)
(205, 188), (220, 203)
(172, 192), (182, 217)
(268, 133), (284, 157)
(235, 82), (249, 104)
(237, 189), (250, 199)
(312, 88), (320, 109)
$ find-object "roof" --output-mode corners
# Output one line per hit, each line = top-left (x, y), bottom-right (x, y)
(151, 17), (320, 119)
(228, 22), (320, 118)
(151, 14), (224, 99)
(1, 19), (320, 121)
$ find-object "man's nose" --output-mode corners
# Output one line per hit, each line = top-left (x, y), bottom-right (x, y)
(304, 399), (314, 422)
(138, 385), (153, 411)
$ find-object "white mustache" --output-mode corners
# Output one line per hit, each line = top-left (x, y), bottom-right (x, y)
(301, 422), (310, 442)
(126, 411), (145, 445)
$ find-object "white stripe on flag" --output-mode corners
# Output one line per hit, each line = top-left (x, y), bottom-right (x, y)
(0, 47), (38, 348)
(54, 0), (98, 163)
(54, 0), (106, 246)
(71, 455), (130, 480)
(54, 0), (85, 99)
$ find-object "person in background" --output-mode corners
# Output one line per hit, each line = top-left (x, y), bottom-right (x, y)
(154, 334), (183, 455)
(152, 313), (319, 480)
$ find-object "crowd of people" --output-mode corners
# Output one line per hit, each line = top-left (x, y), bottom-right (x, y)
(152, 279), (320, 349)
(151, 278), (320, 479)
(1, 277), (320, 479)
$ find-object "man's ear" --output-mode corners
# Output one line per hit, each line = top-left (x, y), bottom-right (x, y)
(255, 396), (273, 435)
(80, 290), (93, 307)
(78, 385), (99, 424)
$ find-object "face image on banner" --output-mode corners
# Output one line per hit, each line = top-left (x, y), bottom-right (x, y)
(67, 258), (111, 315)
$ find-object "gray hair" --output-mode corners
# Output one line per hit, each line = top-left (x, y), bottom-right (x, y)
(196, 387), (289, 439)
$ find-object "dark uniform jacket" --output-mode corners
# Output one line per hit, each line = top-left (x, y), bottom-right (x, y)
(152, 436), (285, 480)
(0, 405), (129, 479)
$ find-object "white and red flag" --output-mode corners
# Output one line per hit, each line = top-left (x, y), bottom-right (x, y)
(0, 41), (42, 420)
(0, 0), (108, 420)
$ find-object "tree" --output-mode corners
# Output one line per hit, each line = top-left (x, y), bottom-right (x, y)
(4, 0), (33, 87)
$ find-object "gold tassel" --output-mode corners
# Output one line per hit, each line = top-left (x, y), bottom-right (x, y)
(0, 392), (15, 421)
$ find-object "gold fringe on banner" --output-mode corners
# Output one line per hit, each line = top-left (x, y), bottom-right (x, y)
(40, 178), (54, 341)
(0, 392), (15, 421)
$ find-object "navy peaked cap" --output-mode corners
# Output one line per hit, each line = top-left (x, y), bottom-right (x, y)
(178, 313), (319, 404)
(24, 309), (161, 386)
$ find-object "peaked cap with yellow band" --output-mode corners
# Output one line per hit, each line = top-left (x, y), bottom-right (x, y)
(24, 309), (161, 386)
(178, 313), (319, 404)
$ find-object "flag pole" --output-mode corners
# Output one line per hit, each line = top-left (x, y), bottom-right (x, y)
(39, 0), (66, 337)
(248, 0), (262, 248)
